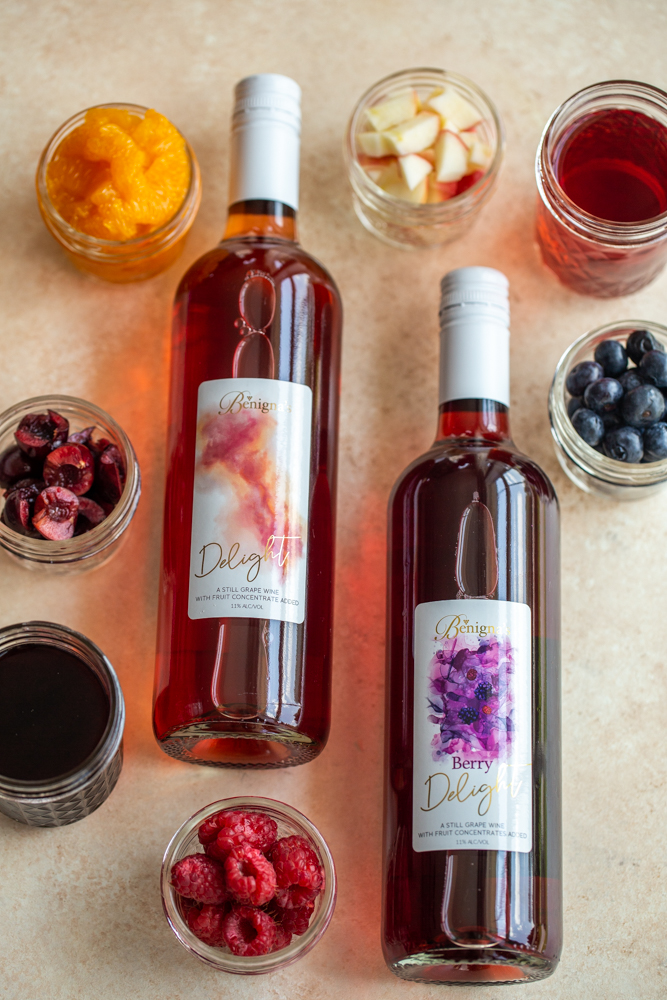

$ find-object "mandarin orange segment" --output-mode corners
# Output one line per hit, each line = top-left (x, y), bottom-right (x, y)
(45, 107), (190, 240)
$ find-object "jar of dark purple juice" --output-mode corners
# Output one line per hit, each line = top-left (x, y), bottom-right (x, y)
(0, 622), (124, 826)
(536, 80), (667, 297)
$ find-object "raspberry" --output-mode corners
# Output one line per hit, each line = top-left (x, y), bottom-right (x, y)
(269, 836), (323, 909)
(203, 840), (229, 863)
(186, 903), (226, 947)
(278, 900), (315, 936)
(272, 921), (292, 951)
(224, 845), (277, 906)
(170, 854), (227, 905)
(222, 905), (277, 956)
(275, 883), (320, 909)
(198, 809), (277, 855)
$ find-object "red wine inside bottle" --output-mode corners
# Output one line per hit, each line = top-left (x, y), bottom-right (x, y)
(383, 267), (562, 984)
(153, 75), (342, 768)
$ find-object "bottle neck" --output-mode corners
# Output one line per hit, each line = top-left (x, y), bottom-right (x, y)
(223, 199), (297, 241)
(435, 399), (511, 444)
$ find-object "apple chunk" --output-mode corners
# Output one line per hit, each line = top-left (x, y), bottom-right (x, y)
(468, 139), (493, 172)
(435, 130), (468, 182)
(426, 87), (482, 131)
(365, 90), (419, 132)
(376, 160), (428, 203)
(427, 176), (458, 203)
(356, 131), (394, 157)
(458, 130), (477, 150)
(399, 154), (433, 190)
(384, 112), (440, 155)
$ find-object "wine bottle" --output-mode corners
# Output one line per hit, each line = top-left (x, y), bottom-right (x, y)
(153, 74), (342, 768)
(383, 267), (562, 984)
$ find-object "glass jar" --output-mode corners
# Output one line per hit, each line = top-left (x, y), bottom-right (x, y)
(36, 103), (201, 283)
(0, 621), (125, 827)
(161, 796), (336, 974)
(0, 395), (140, 571)
(536, 81), (667, 297)
(549, 319), (667, 499)
(345, 68), (504, 249)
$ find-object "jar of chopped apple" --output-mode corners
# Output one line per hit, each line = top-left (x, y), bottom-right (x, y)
(344, 68), (504, 249)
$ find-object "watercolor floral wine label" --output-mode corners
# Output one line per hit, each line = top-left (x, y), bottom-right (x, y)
(412, 599), (532, 853)
(188, 377), (312, 623)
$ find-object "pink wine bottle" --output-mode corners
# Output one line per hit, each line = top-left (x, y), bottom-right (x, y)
(153, 75), (342, 768)
(383, 268), (562, 984)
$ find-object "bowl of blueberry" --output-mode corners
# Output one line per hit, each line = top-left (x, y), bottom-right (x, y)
(0, 395), (140, 570)
(161, 796), (336, 975)
(549, 321), (667, 499)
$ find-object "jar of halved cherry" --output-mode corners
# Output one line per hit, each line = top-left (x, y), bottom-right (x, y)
(161, 797), (336, 974)
(0, 395), (140, 571)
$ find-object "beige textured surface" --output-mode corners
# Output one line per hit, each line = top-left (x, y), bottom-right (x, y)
(1, 1), (667, 997)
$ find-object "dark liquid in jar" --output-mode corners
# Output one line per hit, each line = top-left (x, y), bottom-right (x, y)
(558, 108), (667, 222)
(0, 644), (109, 781)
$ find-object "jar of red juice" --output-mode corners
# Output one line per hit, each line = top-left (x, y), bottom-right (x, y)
(536, 80), (667, 297)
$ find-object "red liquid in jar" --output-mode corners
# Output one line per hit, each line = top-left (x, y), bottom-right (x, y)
(537, 106), (667, 296)
(558, 109), (667, 222)
(384, 401), (562, 983)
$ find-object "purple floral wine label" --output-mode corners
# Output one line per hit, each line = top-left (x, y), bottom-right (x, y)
(188, 377), (312, 623)
(412, 599), (532, 853)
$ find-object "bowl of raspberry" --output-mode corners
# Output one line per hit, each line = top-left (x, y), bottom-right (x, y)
(0, 395), (140, 571)
(161, 796), (336, 974)
(549, 320), (667, 499)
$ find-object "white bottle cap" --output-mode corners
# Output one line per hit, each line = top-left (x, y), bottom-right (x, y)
(229, 74), (301, 210)
(438, 267), (510, 407)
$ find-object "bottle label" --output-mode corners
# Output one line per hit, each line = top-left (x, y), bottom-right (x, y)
(412, 599), (532, 854)
(188, 377), (312, 624)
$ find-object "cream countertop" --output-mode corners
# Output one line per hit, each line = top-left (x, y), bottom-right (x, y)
(1, 1), (666, 998)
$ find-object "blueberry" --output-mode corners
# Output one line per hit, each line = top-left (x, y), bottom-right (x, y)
(602, 411), (623, 431)
(567, 396), (583, 418)
(583, 377), (623, 414)
(643, 423), (667, 461)
(565, 360), (604, 397)
(594, 339), (628, 377)
(626, 328), (664, 364)
(603, 426), (644, 463)
(639, 349), (667, 388)
(619, 368), (645, 392)
(621, 384), (666, 427)
(571, 407), (604, 446)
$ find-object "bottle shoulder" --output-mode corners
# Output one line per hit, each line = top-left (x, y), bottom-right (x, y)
(390, 439), (558, 508)
(176, 237), (341, 303)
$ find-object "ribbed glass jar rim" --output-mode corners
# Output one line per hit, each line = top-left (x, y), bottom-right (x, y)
(536, 80), (667, 248)
(161, 796), (337, 974)
(0, 394), (140, 566)
(0, 621), (124, 798)
(549, 319), (667, 488)
(344, 68), (505, 226)
(35, 103), (201, 264)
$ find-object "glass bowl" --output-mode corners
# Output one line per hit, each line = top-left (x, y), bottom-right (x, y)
(160, 796), (336, 975)
(36, 103), (201, 283)
(0, 394), (141, 571)
(344, 67), (504, 249)
(0, 621), (124, 827)
(549, 319), (667, 499)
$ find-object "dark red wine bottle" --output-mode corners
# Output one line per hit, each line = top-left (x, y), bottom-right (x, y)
(383, 267), (562, 984)
(153, 75), (342, 768)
